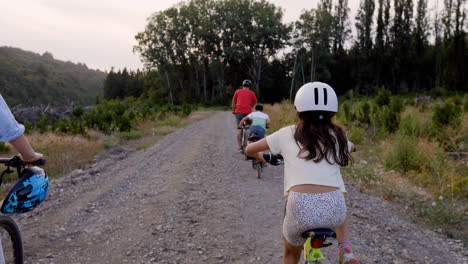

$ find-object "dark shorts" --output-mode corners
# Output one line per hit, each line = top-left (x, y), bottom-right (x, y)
(248, 125), (265, 141)
(235, 113), (248, 128)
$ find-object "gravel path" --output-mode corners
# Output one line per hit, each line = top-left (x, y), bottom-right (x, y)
(11, 111), (467, 263)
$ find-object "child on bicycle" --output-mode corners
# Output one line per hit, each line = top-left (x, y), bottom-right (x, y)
(0, 94), (43, 162)
(238, 104), (271, 142)
(246, 82), (358, 264)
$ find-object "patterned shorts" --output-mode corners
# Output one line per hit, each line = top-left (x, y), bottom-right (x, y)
(283, 190), (347, 246)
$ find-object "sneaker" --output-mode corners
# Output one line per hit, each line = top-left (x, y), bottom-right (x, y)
(237, 147), (242, 152)
(339, 248), (359, 264)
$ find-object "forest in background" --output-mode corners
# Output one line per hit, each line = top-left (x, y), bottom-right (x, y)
(103, 0), (467, 106)
(0, 47), (106, 106)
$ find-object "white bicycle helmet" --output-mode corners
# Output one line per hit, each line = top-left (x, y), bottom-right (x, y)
(294, 82), (338, 112)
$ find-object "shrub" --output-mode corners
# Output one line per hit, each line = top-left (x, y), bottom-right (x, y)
(117, 114), (132, 132)
(399, 115), (421, 137)
(463, 94), (468, 112)
(35, 117), (50, 134)
(0, 142), (10, 153)
(384, 135), (425, 174)
(347, 125), (366, 144)
(182, 103), (192, 117)
(431, 102), (462, 129)
(416, 200), (465, 229)
(54, 117), (71, 134)
(343, 101), (352, 123)
(390, 96), (404, 113)
(357, 101), (371, 124)
(23, 120), (33, 134)
(381, 106), (399, 134)
(375, 87), (391, 107)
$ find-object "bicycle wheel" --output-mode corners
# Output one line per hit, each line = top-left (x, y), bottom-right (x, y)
(0, 216), (23, 264)
(256, 162), (262, 179)
(242, 130), (249, 160)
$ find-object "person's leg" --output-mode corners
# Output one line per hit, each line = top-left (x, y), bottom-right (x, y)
(236, 129), (242, 148)
(334, 214), (359, 264)
(283, 237), (302, 264)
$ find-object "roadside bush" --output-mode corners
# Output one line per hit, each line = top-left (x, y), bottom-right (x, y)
(35, 116), (50, 134)
(462, 94), (468, 112)
(0, 142), (10, 153)
(182, 103), (192, 117)
(23, 120), (33, 134)
(384, 135), (425, 174)
(375, 87), (391, 107)
(347, 125), (366, 144)
(431, 102), (462, 129)
(54, 117), (71, 134)
(416, 199), (465, 230)
(357, 101), (371, 124)
(390, 96), (404, 113)
(342, 101), (352, 123)
(399, 115), (421, 137)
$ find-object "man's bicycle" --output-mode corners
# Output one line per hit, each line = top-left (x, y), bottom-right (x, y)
(262, 154), (338, 264)
(0, 156), (48, 264)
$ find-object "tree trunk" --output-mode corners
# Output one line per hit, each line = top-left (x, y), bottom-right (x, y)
(289, 50), (298, 101)
(203, 60), (208, 102)
(164, 70), (174, 105)
(256, 56), (263, 97)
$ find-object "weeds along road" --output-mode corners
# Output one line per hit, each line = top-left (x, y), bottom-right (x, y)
(12, 111), (467, 264)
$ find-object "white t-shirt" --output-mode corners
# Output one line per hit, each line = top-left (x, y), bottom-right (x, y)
(266, 125), (351, 197)
(247, 111), (269, 129)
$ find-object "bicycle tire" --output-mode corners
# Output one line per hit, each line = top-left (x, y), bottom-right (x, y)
(0, 216), (23, 264)
(242, 130), (249, 160)
(256, 162), (262, 179)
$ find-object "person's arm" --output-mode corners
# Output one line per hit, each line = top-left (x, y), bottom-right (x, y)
(238, 116), (250, 128)
(348, 141), (356, 152)
(232, 91), (237, 114)
(245, 138), (269, 163)
(9, 135), (43, 162)
(266, 117), (271, 128)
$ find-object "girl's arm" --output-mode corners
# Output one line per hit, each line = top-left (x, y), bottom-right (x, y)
(246, 138), (269, 163)
(9, 135), (43, 162)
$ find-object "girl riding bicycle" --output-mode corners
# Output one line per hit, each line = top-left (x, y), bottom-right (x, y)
(246, 82), (358, 264)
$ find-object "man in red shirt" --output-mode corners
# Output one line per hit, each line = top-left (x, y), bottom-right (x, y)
(232, 79), (257, 151)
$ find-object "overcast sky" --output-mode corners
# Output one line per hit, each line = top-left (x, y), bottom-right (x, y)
(0, 0), (440, 71)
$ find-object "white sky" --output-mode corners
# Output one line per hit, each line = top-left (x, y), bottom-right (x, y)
(0, 0), (440, 71)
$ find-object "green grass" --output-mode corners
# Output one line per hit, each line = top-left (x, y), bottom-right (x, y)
(118, 130), (143, 140)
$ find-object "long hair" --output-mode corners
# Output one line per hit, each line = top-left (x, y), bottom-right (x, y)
(294, 111), (351, 166)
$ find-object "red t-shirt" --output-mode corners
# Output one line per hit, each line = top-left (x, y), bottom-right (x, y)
(233, 88), (257, 114)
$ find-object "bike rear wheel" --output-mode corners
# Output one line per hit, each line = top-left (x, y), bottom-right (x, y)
(256, 162), (262, 179)
(242, 129), (249, 160)
(0, 216), (23, 264)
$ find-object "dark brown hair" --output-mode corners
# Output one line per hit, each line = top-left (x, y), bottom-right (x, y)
(294, 111), (351, 166)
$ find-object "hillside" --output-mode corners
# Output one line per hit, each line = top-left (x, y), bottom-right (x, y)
(0, 46), (106, 106)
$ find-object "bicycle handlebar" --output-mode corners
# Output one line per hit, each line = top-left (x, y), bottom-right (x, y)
(263, 153), (283, 165)
(0, 156), (46, 167)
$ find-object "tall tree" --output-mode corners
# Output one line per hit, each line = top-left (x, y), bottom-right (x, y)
(333, 0), (351, 52)
(355, 0), (375, 55)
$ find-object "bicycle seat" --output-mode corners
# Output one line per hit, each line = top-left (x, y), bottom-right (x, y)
(301, 228), (336, 239)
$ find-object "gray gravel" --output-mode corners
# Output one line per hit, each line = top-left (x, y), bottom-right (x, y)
(10, 111), (467, 263)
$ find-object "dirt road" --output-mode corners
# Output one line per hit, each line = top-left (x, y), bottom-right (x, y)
(12, 111), (467, 263)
